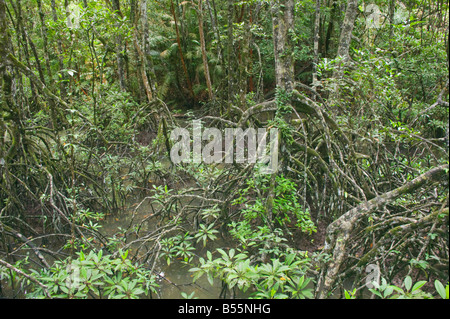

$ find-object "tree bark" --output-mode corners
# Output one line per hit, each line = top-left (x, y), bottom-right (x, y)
(140, 0), (157, 94)
(324, 0), (338, 57)
(171, 0), (195, 103)
(227, 0), (234, 103)
(266, 0), (295, 221)
(36, 0), (52, 81)
(206, 0), (223, 66)
(0, 0), (13, 97)
(312, 0), (321, 86)
(271, 0), (295, 93)
(111, 0), (127, 91)
(198, 0), (214, 100)
(51, 0), (67, 99)
(133, 0), (157, 102)
(332, 0), (358, 80)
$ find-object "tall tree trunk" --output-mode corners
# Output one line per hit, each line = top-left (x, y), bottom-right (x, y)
(0, 0), (13, 102)
(13, 0), (38, 106)
(206, 0), (223, 66)
(324, 0), (338, 57)
(227, 0), (234, 103)
(132, 0), (157, 102)
(36, 0), (52, 81)
(51, 0), (66, 99)
(248, 6), (254, 93)
(198, 0), (214, 101)
(333, 0), (358, 81)
(312, 0), (321, 87)
(271, 0), (295, 94)
(141, 0), (157, 95)
(328, 0), (358, 107)
(111, 0), (127, 91)
(1, 0), (23, 165)
(266, 0), (295, 223)
(171, 0), (195, 104)
(238, 4), (251, 107)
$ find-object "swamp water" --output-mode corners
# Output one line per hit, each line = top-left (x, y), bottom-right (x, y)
(99, 191), (249, 299)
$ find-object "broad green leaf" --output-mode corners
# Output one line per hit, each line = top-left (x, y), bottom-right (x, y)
(369, 288), (383, 298)
(434, 280), (446, 299)
(285, 254), (295, 265)
(207, 272), (214, 286)
(384, 286), (394, 298)
(132, 288), (145, 295)
(390, 286), (404, 294)
(411, 281), (427, 292)
(297, 275), (304, 288)
(404, 276), (412, 291)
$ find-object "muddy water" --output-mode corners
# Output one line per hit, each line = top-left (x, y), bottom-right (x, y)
(99, 191), (246, 299)
(156, 261), (223, 299)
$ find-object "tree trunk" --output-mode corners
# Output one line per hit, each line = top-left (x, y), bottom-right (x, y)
(206, 0), (223, 66)
(111, 0), (127, 91)
(238, 4), (251, 107)
(51, 0), (66, 99)
(140, 0), (157, 94)
(324, 0), (338, 57)
(312, 0), (321, 86)
(0, 0), (13, 94)
(198, 0), (214, 100)
(36, 0), (52, 81)
(227, 0), (234, 103)
(266, 0), (295, 221)
(332, 0), (358, 80)
(271, 0), (295, 93)
(132, 0), (157, 102)
(171, 0), (195, 104)
(13, 0), (39, 105)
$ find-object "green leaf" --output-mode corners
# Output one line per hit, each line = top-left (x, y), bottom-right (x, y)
(297, 275), (304, 288)
(207, 272), (214, 286)
(132, 288), (145, 295)
(384, 286), (394, 298)
(411, 281), (427, 293)
(434, 280), (446, 299)
(285, 254), (295, 265)
(390, 285), (404, 294)
(302, 289), (313, 299)
(216, 248), (227, 259)
(344, 290), (351, 299)
(404, 276), (412, 291)
(369, 288), (383, 298)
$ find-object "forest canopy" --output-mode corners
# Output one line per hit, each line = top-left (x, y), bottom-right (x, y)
(0, 0), (448, 300)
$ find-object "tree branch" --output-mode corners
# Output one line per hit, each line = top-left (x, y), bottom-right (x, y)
(316, 164), (449, 298)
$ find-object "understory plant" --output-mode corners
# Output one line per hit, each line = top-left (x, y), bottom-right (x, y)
(233, 173), (316, 234)
(27, 249), (159, 299)
(188, 218), (315, 300)
(367, 276), (449, 299)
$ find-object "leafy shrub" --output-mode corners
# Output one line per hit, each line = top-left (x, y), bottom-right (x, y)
(27, 249), (159, 299)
